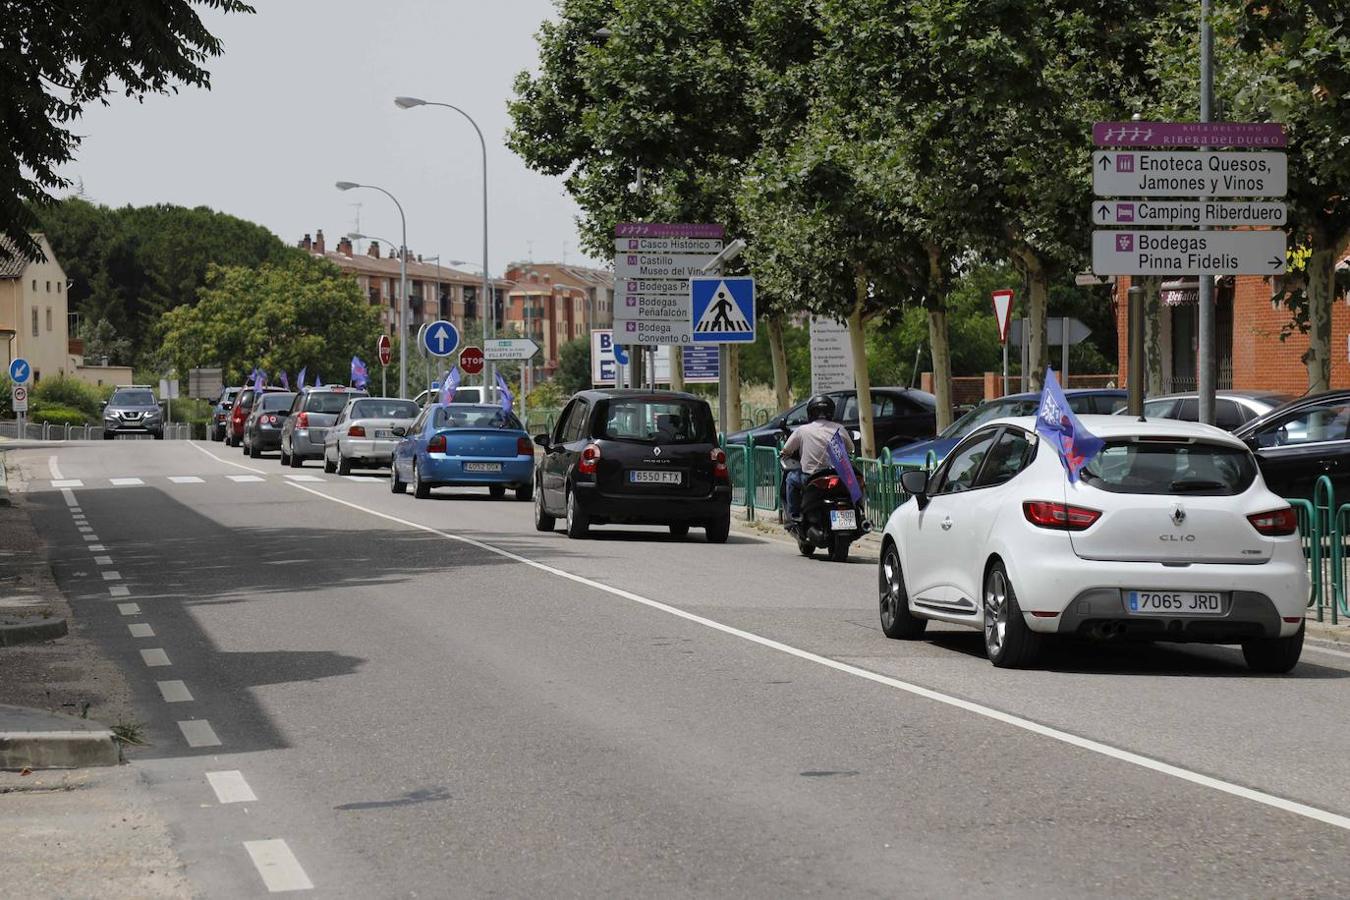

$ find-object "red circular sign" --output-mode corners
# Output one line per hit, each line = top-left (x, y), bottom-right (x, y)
(459, 346), (484, 375)
(377, 335), (392, 367)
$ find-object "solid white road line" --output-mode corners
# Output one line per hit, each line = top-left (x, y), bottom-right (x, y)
(94, 555), (113, 566)
(244, 839), (313, 893)
(117, 603), (141, 615)
(187, 441), (269, 475)
(60, 488), (77, 507)
(109, 477), (144, 486)
(48, 456), (62, 480)
(227, 475), (265, 483)
(128, 623), (154, 638)
(101, 570), (122, 581)
(168, 476), (205, 483)
(109, 585), (130, 597)
(206, 770), (257, 804)
(50, 479), (83, 488)
(284, 479), (1350, 835)
(140, 648), (171, 667)
(178, 719), (221, 748)
(157, 680), (193, 702)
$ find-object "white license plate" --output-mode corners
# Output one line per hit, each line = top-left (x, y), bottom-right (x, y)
(464, 462), (502, 473)
(1126, 591), (1225, 615)
(829, 508), (857, 530)
(373, 429), (391, 439)
(629, 470), (681, 485)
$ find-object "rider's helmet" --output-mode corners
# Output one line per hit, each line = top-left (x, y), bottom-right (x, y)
(806, 394), (835, 422)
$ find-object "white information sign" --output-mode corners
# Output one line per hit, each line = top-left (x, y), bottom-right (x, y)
(614, 252), (719, 280)
(483, 339), (540, 361)
(1092, 150), (1287, 197)
(613, 237), (723, 254)
(1091, 200), (1287, 228)
(1092, 230), (1287, 276)
(809, 317), (854, 393)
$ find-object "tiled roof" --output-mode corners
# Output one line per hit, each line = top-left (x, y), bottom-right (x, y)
(506, 261), (613, 295)
(314, 250), (511, 288)
(0, 235), (33, 278)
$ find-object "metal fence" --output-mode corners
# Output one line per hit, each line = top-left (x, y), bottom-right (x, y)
(0, 422), (196, 441)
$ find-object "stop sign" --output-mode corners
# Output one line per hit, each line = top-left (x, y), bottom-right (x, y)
(460, 346), (484, 375)
(377, 334), (392, 367)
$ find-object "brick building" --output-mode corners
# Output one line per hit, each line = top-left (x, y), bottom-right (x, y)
(298, 229), (511, 343)
(1113, 258), (1350, 395)
(501, 262), (614, 374)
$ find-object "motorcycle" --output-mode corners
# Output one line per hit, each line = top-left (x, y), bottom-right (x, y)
(779, 434), (871, 562)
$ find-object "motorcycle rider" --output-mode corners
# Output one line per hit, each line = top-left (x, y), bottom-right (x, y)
(781, 394), (854, 522)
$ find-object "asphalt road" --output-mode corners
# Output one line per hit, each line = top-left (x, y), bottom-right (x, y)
(13, 440), (1350, 897)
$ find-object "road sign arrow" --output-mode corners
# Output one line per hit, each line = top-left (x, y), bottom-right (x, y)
(1098, 155), (1111, 171)
(1270, 256), (1284, 271)
(432, 325), (449, 352)
(1096, 204), (1110, 221)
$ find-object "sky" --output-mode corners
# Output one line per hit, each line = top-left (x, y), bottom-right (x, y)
(55, 0), (599, 271)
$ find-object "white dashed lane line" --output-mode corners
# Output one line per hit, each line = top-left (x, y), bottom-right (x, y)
(50, 479), (83, 488)
(283, 474), (324, 483)
(94, 555), (113, 566)
(157, 680), (193, 703)
(244, 839), (313, 893)
(228, 475), (265, 483)
(117, 603), (140, 615)
(109, 585), (130, 597)
(101, 570), (122, 581)
(207, 771), (257, 804)
(178, 719), (221, 748)
(140, 648), (171, 667)
(168, 476), (205, 483)
(128, 623), (154, 638)
(109, 477), (144, 486)
(60, 488), (77, 507)
(69, 506), (81, 513)
(82, 535), (98, 542)
(88, 544), (106, 552)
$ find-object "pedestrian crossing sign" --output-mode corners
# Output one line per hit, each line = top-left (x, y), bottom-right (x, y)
(690, 277), (756, 343)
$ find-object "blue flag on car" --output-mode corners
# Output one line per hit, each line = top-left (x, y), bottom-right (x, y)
(350, 356), (368, 389)
(254, 369), (267, 391)
(314, 373), (323, 387)
(441, 367), (460, 404)
(297, 367), (307, 390)
(278, 370), (289, 391)
(1035, 368), (1104, 483)
(825, 430), (863, 504)
(496, 372), (514, 413)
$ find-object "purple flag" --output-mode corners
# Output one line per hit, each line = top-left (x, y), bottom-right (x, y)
(1035, 368), (1104, 483)
(825, 431), (863, 504)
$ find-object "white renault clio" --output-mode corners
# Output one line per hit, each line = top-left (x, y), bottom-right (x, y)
(878, 416), (1309, 672)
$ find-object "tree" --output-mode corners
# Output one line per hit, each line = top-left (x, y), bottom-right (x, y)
(1, 0), (254, 262)
(555, 337), (593, 396)
(159, 255), (382, 385)
(77, 317), (133, 366)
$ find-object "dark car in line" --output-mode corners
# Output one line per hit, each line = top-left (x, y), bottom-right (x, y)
(890, 388), (1127, 468)
(209, 387), (243, 442)
(1233, 389), (1350, 500)
(725, 387), (938, 450)
(533, 389), (733, 542)
(224, 386), (290, 447)
(242, 391), (297, 458)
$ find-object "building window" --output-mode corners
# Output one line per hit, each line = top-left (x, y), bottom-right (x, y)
(57, 281), (62, 292)
(46, 280), (51, 292)
(31, 279), (36, 291)
(46, 308), (52, 331)
(32, 307), (38, 337)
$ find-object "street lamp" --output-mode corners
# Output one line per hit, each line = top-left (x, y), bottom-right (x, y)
(337, 182), (409, 398)
(394, 95), (495, 389)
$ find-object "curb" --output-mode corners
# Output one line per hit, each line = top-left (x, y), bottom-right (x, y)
(0, 615), (69, 647)
(1306, 619), (1350, 645)
(0, 704), (121, 770)
(0, 454), (10, 507)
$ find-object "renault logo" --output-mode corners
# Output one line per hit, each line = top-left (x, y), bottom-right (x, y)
(1171, 504), (1187, 526)
(653, 447), (662, 456)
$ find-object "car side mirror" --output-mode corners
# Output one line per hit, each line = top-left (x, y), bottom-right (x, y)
(850, 429), (862, 443)
(534, 433), (551, 450)
(391, 425), (407, 437)
(900, 469), (930, 509)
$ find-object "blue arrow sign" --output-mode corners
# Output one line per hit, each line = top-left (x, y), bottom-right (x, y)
(8, 358), (30, 384)
(422, 320), (460, 358)
(690, 277), (755, 343)
(612, 343), (630, 366)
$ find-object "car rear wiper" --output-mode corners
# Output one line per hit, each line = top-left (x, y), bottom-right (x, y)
(1170, 479), (1228, 492)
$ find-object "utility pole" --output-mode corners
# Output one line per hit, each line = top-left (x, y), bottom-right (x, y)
(1197, 0), (1216, 424)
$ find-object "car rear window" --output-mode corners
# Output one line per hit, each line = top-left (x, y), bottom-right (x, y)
(434, 406), (522, 430)
(111, 390), (155, 406)
(258, 393), (295, 411)
(352, 399), (418, 419)
(1080, 439), (1257, 495)
(304, 391), (360, 414)
(596, 399), (715, 444)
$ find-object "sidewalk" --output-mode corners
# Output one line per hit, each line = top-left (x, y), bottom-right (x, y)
(0, 451), (193, 896)
(731, 506), (1350, 645)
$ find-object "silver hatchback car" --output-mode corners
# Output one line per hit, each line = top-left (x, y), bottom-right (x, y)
(279, 387), (368, 467)
(323, 397), (420, 474)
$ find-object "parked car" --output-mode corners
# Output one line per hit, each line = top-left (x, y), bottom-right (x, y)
(534, 389), (732, 542)
(725, 387), (938, 450)
(224, 386), (288, 447)
(1233, 389), (1350, 500)
(242, 391), (297, 458)
(390, 403), (534, 499)
(879, 415), (1308, 672)
(102, 386), (164, 440)
(209, 387), (242, 441)
(413, 385), (504, 408)
(279, 386), (368, 467)
(1118, 390), (1292, 432)
(891, 389), (1127, 468)
(324, 397), (420, 475)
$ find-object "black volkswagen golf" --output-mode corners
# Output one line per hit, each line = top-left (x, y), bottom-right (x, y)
(533, 389), (733, 542)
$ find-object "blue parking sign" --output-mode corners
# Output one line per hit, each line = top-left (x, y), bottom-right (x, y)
(690, 277), (755, 343)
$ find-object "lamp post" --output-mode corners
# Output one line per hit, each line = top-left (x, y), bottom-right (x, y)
(394, 96), (494, 389)
(337, 182), (409, 398)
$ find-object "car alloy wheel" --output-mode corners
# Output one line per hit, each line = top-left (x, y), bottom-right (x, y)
(412, 459), (430, 499)
(982, 562), (1042, 668)
(879, 544), (926, 639)
(533, 478), (556, 531)
(984, 567), (1010, 658)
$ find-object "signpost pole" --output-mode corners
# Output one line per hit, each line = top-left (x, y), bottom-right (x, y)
(1128, 285), (1145, 416)
(1197, 0), (1216, 425)
(717, 345), (729, 438)
(1061, 324), (1070, 388)
(1002, 342), (1009, 398)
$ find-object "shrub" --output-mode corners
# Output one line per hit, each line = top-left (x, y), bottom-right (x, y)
(30, 403), (91, 426)
(33, 376), (106, 419)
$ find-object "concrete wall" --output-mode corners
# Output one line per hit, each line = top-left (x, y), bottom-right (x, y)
(71, 365), (135, 390)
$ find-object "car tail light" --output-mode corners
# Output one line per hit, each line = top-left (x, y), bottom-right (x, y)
(295, 412), (309, 427)
(578, 443), (601, 475)
(517, 436), (534, 455)
(1023, 500), (1101, 531)
(348, 425), (366, 437)
(263, 414), (277, 425)
(711, 447), (728, 481)
(428, 434), (447, 453)
(232, 408), (246, 423)
(1248, 507), (1298, 537)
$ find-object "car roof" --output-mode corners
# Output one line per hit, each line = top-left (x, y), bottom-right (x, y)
(1145, 390), (1290, 403)
(985, 414), (1247, 447)
(572, 388), (707, 403)
(987, 388), (1125, 403)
